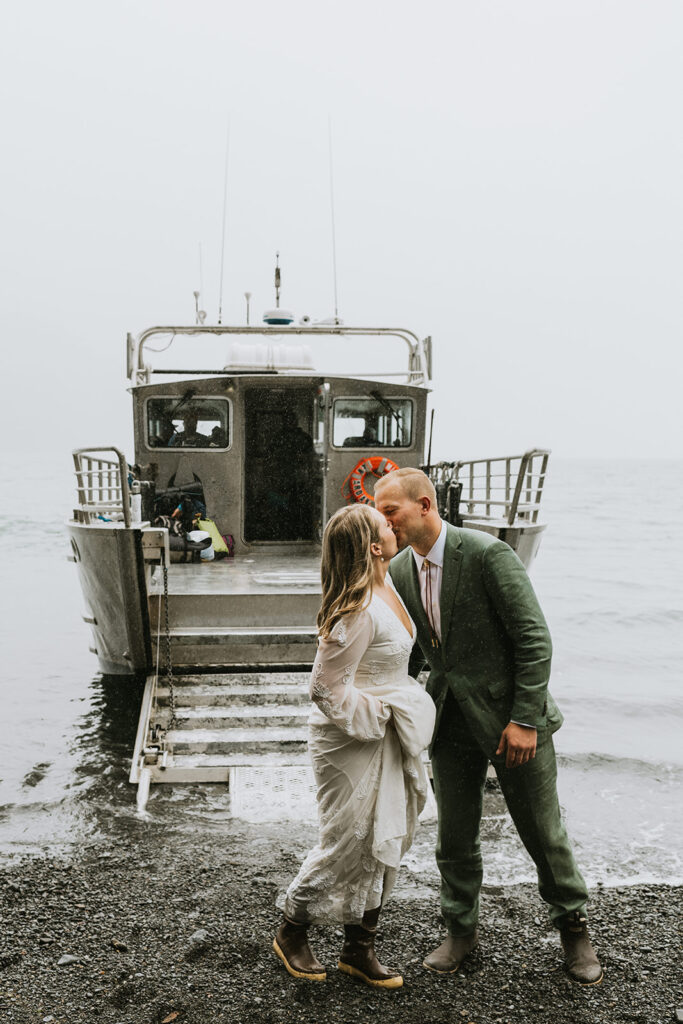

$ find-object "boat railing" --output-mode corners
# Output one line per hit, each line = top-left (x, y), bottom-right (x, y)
(127, 324), (431, 386)
(72, 447), (131, 527)
(425, 449), (550, 526)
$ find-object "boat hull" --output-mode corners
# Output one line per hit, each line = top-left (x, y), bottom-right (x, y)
(460, 519), (548, 569)
(67, 522), (152, 676)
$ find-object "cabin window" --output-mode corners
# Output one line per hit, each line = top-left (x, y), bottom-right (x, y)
(332, 396), (413, 448)
(146, 397), (231, 449)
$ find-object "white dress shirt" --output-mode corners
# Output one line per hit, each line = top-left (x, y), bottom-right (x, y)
(411, 520), (448, 642)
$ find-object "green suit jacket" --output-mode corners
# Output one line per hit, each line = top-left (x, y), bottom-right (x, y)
(388, 524), (563, 758)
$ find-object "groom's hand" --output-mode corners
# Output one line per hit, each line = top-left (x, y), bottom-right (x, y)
(496, 722), (537, 768)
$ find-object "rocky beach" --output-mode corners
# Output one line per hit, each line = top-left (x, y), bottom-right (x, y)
(1, 817), (681, 1024)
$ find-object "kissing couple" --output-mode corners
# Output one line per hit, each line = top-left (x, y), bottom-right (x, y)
(274, 468), (602, 990)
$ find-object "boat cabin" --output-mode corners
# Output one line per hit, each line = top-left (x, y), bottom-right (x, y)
(129, 325), (430, 553)
(134, 374), (426, 550)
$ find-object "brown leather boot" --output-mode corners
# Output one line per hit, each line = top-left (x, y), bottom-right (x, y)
(423, 929), (479, 974)
(337, 908), (403, 989)
(560, 911), (603, 985)
(273, 915), (326, 981)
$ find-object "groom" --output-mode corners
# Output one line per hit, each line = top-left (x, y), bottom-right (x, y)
(374, 468), (602, 985)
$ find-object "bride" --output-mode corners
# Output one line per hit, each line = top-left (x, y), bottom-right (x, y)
(274, 503), (436, 989)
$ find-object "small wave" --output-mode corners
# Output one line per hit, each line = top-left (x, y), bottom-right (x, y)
(557, 695), (683, 718)
(21, 762), (52, 789)
(558, 751), (683, 777)
(562, 606), (683, 626)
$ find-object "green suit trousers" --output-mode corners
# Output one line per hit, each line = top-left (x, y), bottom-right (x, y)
(431, 692), (589, 936)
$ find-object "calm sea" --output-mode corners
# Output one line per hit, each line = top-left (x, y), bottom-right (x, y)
(1, 452), (681, 886)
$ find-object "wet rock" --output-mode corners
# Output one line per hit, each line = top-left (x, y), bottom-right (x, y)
(185, 928), (211, 959)
(57, 953), (79, 966)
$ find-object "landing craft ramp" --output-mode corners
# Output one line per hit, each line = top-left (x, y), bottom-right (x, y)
(130, 547), (322, 810)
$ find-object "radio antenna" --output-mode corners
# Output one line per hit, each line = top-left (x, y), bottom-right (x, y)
(328, 117), (340, 324)
(199, 241), (204, 299)
(217, 122), (230, 324)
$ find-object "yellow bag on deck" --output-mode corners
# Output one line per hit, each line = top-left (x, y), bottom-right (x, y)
(197, 519), (229, 555)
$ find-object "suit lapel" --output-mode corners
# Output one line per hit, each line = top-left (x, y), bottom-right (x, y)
(439, 525), (463, 650)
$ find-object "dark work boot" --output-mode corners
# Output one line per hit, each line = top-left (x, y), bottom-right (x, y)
(559, 911), (603, 985)
(423, 929), (479, 974)
(338, 907), (403, 989)
(273, 916), (326, 981)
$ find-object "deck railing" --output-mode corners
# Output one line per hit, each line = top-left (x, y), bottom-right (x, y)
(425, 449), (550, 526)
(72, 447), (131, 526)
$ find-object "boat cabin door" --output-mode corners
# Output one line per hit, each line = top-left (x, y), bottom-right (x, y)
(243, 386), (325, 543)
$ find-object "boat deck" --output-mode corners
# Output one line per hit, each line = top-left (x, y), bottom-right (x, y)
(148, 545), (322, 597)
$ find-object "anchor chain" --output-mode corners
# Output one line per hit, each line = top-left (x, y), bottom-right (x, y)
(162, 562), (177, 730)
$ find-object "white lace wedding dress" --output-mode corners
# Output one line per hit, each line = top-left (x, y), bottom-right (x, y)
(281, 589), (436, 925)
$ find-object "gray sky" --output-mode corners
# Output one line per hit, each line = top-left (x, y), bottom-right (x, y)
(1, 0), (681, 459)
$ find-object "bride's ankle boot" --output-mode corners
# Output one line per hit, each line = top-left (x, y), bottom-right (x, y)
(273, 915), (326, 981)
(337, 907), (403, 989)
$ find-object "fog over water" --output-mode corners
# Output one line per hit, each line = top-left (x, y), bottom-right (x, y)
(1, 1), (682, 457)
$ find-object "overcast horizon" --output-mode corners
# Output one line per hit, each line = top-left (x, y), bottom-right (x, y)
(1, 1), (681, 461)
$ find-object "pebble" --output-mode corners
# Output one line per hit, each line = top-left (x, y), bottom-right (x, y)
(185, 927), (211, 959)
(675, 1010), (683, 1023)
(57, 954), (79, 966)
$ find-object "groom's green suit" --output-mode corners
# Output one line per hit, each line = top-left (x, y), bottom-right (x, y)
(389, 523), (588, 936)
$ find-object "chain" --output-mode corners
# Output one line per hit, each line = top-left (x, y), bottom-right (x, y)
(162, 562), (176, 729)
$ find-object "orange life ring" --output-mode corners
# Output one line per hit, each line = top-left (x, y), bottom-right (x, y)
(347, 456), (399, 504)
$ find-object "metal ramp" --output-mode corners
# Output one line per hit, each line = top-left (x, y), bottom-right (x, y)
(129, 545), (323, 810)
(129, 668), (314, 810)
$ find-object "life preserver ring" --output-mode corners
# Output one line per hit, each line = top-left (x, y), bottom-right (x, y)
(347, 456), (399, 504)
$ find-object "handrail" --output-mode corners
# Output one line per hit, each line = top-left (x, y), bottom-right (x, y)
(424, 449), (550, 526)
(128, 324), (430, 387)
(72, 446), (131, 527)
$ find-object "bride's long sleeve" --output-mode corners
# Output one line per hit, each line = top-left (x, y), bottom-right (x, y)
(310, 611), (391, 741)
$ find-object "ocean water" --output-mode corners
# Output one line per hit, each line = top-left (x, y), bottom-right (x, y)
(0, 452), (681, 887)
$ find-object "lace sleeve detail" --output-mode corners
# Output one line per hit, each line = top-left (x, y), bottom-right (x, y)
(309, 611), (390, 741)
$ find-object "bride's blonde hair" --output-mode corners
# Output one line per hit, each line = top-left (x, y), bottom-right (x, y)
(317, 504), (381, 639)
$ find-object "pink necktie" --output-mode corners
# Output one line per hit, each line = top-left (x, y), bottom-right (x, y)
(423, 559), (439, 648)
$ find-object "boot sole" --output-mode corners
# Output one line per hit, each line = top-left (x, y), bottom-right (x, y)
(272, 938), (327, 981)
(422, 959), (461, 974)
(337, 960), (403, 989)
(568, 969), (604, 986)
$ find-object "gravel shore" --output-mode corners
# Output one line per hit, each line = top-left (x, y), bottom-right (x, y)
(1, 819), (681, 1024)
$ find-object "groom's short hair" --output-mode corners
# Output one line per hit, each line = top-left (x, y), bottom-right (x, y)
(376, 467), (437, 506)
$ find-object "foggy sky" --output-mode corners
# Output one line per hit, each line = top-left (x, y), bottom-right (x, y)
(1, 0), (681, 460)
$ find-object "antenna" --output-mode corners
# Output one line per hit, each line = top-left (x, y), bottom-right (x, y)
(199, 241), (204, 298)
(274, 252), (281, 309)
(328, 117), (340, 323)
(194, 244), (206, 324)
(217, 122), (230, 324)
(427, 409), (435, 468)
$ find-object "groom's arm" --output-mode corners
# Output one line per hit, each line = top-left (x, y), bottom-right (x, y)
(481, 541), (553, 730)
